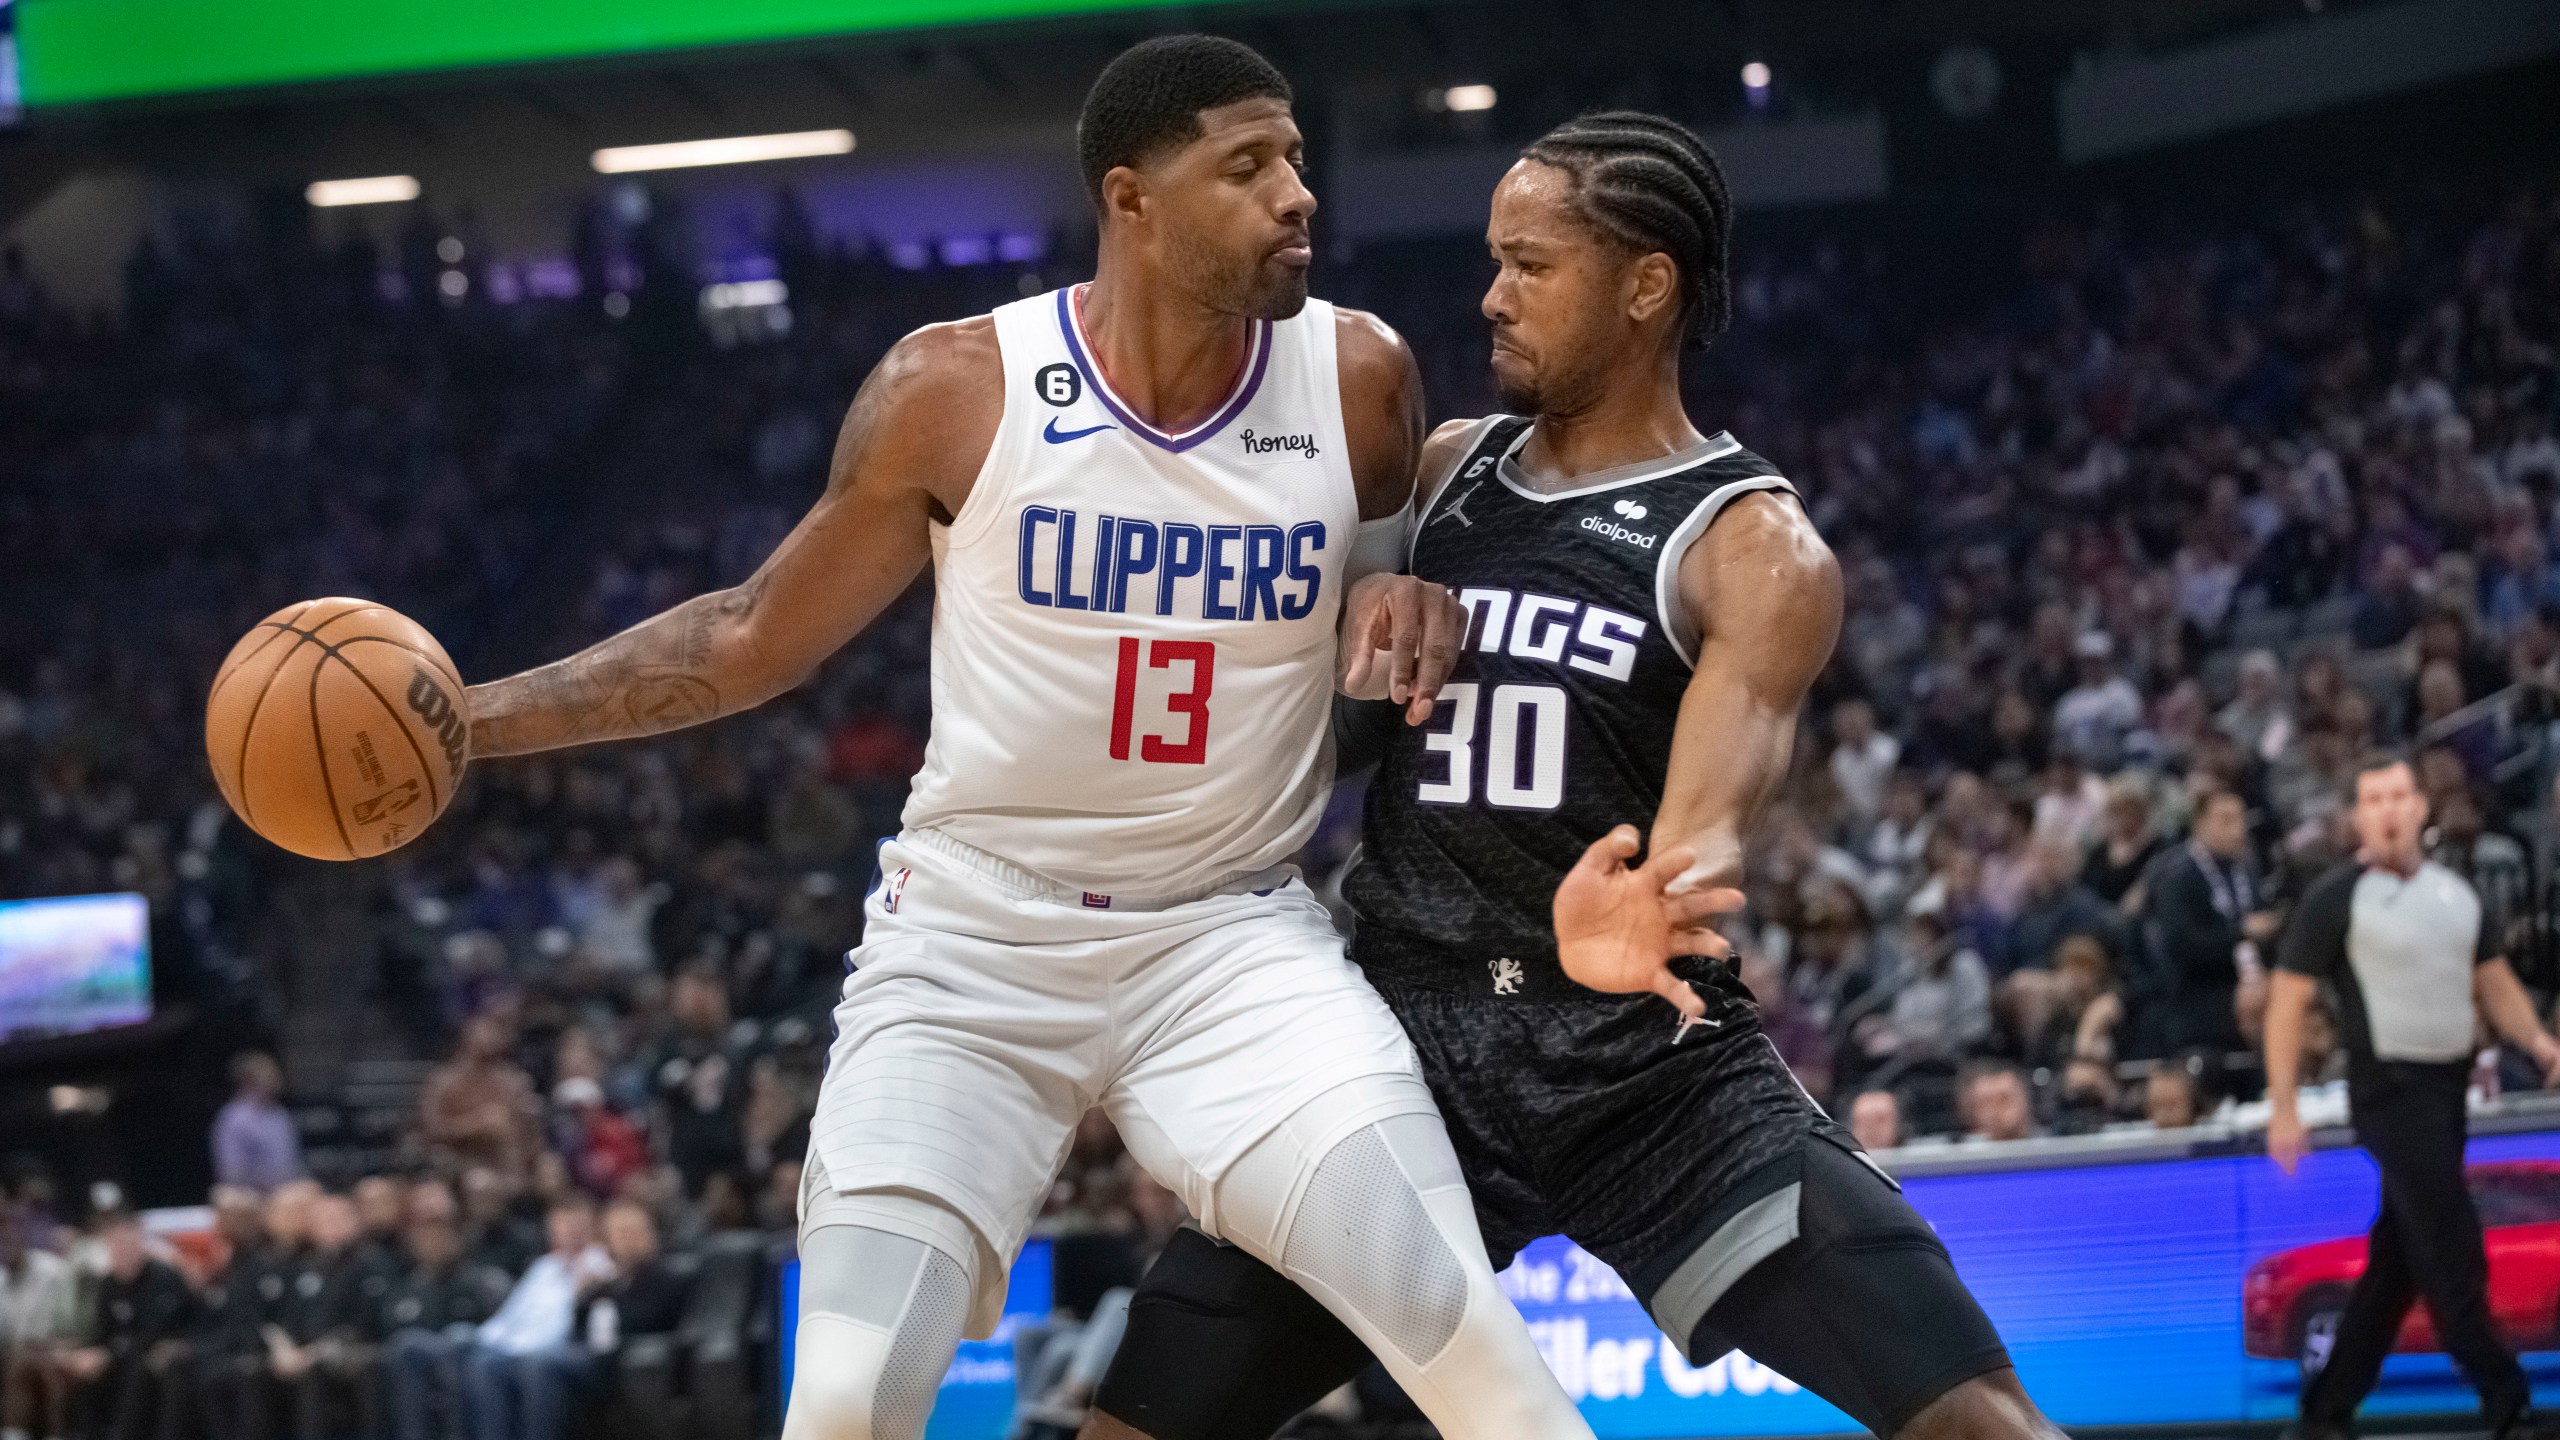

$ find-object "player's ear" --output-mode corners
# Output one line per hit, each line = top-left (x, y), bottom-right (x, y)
(1625, 251), (1680, 330)
(1100, 165), (1150, 232)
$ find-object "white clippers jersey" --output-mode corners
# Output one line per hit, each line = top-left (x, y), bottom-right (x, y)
(899, 285), (1360, 898)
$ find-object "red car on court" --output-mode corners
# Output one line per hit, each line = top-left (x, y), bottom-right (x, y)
(2244, 1161), (2560, 1376)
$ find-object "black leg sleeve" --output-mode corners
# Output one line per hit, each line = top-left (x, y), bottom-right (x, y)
(1091, 1229), (1375, 1440)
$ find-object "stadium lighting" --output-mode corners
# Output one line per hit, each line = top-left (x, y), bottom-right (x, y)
(1741, 61), (1773, 91)
(306, 175), (419, 207)
(591, 129), (854, 174)
(1443, 84), (1497, 112)
(701, 279), (788, 310)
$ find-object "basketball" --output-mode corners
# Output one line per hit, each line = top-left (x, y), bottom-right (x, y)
(203, 597), (470, 861)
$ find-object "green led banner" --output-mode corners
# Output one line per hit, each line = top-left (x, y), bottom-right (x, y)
(17, 0), (1200, 106)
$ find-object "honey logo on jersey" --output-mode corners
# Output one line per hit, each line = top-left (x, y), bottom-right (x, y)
(1236, 427), (1319, 463)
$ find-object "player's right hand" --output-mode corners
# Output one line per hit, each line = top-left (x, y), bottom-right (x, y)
(1556, 826), (1744, 1022)
(1338, 573), (1465, 724)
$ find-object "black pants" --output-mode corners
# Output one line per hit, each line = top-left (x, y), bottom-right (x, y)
(2303, 1064), (2528, 1426)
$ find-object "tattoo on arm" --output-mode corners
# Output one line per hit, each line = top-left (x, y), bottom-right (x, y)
(465, 575), (769, 758)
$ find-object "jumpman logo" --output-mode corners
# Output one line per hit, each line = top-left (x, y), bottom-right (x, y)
(1435, 481), (1482, 529)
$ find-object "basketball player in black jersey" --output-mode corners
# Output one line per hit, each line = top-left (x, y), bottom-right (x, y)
(1080, 114), (2063, 1440)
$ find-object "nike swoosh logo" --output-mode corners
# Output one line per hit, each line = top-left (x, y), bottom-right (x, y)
(1043, 418), (1115, 444)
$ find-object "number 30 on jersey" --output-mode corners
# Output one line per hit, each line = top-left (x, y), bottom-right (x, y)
(1416, 682), (1565, 810)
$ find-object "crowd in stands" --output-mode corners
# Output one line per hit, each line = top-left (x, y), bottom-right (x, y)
(0, 127), (2558, 1436)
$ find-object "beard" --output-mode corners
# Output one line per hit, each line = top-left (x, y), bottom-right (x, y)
(1168, 232), (1309, 322)
(1494, 368), (1546, 416)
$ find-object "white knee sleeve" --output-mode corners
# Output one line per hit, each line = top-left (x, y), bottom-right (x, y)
(781, 1225), (972, 1440)
(1217, 1097), (1592, 1440)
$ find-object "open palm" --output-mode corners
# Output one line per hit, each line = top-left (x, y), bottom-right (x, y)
(1555, 825), (1745, 1021)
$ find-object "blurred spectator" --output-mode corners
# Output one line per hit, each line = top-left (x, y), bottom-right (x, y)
(2053, 633), (2143, 771)
(1, 1214), (80, 1440)
(212, 1052), (304, 1193)
(1873, 901), (1991, 1069)
(423, 1018), (542, 1185)
(2082, 777), (2166, 909)
(60, 1213), (192, 1440)
(1860, 772), (1935, 916)
(2142, 790), (2278, 1053)
(174, 1182), (306, 1440)
(2146, 1057), (2209, 1130)
(2217, 651), (2292, 760)
(1959, 1062), (2041, 1144)
(465, 1197), (611, 1440)
(1848, 1089), (1905, 1153)
(270, 1193), (390, 1440)
(2006, 837), (2126, 976)
(459, 1171), (542, 1280)
(571, 858), (660, 978)
(382, 1216), (511, 1440)
(1829, 699), (1900, 833)
(551, 1079), (649, 1202)
(643, 969), (749, 1195)
(352, 1178), (408, 1265)
(581, 1202), (689, 1355)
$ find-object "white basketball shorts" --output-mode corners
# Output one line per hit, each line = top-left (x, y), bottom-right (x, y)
(803, 827), (1431, 1335)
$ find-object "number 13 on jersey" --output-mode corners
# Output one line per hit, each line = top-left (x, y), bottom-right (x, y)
(1109, 637), (1215, 764)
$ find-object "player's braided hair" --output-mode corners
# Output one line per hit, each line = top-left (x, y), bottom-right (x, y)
(1519, 110), (1735, 350)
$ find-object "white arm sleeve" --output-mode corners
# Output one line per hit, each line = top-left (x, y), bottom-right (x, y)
(1347, 504), (1415, 583)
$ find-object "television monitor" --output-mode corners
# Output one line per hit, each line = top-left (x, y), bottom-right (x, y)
(0, 892), (152, 1043)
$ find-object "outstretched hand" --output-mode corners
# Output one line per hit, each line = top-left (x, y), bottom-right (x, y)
(1555, 825), (1746, 1021)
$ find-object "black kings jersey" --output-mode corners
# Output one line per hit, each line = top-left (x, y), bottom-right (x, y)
(1346, 415), (1796, 996)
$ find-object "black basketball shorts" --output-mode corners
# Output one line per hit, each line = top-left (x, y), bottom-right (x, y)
(1094, 974), (2012, 1438)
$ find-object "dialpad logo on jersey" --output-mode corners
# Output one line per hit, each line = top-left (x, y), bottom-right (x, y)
(1237, 428), (1319, 463)
(1579, 498), (1657, 550)
(1017, 506), (1326, 620)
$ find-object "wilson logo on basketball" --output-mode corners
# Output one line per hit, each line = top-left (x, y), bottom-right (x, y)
(405, 668), (467, 774)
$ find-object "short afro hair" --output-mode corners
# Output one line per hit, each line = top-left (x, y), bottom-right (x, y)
(1078, 35), (1293, 207)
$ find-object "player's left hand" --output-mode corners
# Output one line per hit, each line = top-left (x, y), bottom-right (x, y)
(1339, 573), (1465, 724)
(1556, 825), (1745, 1021)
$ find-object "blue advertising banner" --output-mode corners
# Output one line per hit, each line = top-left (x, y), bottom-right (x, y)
(779, 1127), (2560, 1437)
(1510, 1129), (2560, 1436)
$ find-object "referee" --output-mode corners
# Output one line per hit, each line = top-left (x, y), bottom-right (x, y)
(2265, 756), (2560, 1440)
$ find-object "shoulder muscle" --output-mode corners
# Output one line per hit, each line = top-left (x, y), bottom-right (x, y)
(1681, 490), (1842, 697)
(827, 314), (1004, 521)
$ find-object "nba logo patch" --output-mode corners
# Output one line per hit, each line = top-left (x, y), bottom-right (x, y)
(1081, 892), (1112, 910)
(883, 867), (911, 914)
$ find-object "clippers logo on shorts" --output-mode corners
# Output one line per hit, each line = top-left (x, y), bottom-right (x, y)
(1579, 498), (1657, 550)
(1016, 506), (1327, 621)
(1082, 892), (1112, 910)
(405, 667), (468, 772)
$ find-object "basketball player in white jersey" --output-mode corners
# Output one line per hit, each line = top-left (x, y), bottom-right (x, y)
(456, 35), (1594, 1440)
